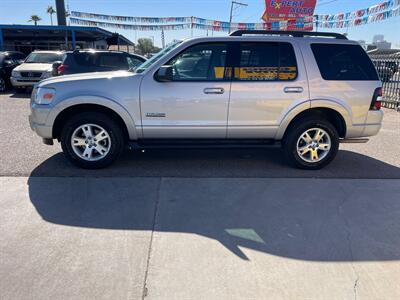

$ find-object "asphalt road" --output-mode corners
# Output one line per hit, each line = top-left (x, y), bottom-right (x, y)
(0, 92), (399, 178)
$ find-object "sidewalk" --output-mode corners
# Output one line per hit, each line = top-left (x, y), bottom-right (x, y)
(1, 177), (400, 300)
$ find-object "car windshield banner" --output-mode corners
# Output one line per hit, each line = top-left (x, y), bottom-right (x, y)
(262, 0), (317, 30)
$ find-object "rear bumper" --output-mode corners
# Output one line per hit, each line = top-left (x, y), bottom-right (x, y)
(362, 110), (384, 137)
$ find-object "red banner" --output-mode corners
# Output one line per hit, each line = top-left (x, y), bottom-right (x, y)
(262, 0), (317, 22)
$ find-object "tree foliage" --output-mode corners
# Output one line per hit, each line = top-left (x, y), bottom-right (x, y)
(136, 38), (161, 56)
(28, 15), (42, 26)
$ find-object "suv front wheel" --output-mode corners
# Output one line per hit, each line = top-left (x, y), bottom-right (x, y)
(60, 112), (124, 169)
(283, 118), (339, 170)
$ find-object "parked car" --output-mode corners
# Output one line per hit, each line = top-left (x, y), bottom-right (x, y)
(11, 50), (64, 92)
(53, 50), (146, 76)
(374, 60), (399, 82)
(29, 31), (383, 170)
(0, 51), (26, 92)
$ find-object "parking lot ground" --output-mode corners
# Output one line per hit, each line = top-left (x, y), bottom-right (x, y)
(2, 177), (400, 300)
(1, 92), (400, 300)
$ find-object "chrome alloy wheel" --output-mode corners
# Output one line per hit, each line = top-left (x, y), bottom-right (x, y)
(296, 128), (331, 163)
(71, 124), (111, 161)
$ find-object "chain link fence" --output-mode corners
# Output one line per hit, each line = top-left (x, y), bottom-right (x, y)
(369, 52), (400, 111)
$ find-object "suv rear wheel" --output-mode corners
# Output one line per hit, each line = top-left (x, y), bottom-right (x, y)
(283, 118), (339, 170)
(60, 112), (124, 169)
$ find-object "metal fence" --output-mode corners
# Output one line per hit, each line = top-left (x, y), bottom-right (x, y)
(369, 52), (400, 110)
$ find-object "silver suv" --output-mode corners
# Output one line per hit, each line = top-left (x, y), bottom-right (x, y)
(29, 31), (383, 170)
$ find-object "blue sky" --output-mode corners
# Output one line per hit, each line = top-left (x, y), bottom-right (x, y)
(1, 0), (399, 47)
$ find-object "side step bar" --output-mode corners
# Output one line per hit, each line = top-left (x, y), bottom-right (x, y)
(339, 138), (369, 144)
(128, 139), (281, 150)
(127, 138), (369, 150)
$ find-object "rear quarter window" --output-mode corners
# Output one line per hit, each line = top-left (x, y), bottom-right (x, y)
(67, 53), (96, 67)
(311, 44), (379, 81)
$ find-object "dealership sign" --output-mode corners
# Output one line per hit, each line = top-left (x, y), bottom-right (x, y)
(262, 0), (317, 22)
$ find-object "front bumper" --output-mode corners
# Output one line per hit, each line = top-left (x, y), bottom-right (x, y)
(29, 99), (54, 139)
(11, 76), (41, 87)
(29, 114), (53, 139)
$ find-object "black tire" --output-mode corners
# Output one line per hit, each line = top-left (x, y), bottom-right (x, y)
(13, 87), (26, 94)
(283, 118), (339, 170)
(0, 77), (7, 92)
(60, 112), (124, 169)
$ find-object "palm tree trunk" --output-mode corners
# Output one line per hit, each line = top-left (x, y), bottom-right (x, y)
(50, 14), (53, 25)
(34, 20), (37, 26)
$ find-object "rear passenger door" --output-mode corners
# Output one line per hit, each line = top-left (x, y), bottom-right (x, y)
(227, 41), (309, 138)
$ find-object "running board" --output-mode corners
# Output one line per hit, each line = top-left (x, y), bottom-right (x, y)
(340, 138), (369, 144)
(128, 139), (281, 150)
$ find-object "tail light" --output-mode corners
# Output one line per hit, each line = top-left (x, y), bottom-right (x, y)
(370, 87), (382, 110)
(57, 64), (68, 75)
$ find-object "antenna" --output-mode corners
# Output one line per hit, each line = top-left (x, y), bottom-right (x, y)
(229, 1), (248, 34)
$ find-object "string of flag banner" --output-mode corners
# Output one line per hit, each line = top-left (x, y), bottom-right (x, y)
(70, 0), (400, 32)
(70, 17), (314, 31)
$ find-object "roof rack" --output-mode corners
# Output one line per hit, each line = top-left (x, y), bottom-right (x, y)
(229, 30), (348, 40)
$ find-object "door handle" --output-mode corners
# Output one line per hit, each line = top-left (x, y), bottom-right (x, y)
(284, 87), (304, 93)
(203, 87), (224, 94)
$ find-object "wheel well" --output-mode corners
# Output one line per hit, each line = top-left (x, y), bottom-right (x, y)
(53, 104), (129, 141)
(284, 108), (347, 139)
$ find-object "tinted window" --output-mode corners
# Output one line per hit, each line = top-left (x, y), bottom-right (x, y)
(97, 54), (128, 69)
(127, 56), (144, 70)
(168, 43), (227, 81)
(236, 42), (297, 81)
(311, 44), (379, 81)
(68, 53), (96, 67)
(11, 53), (26, 60)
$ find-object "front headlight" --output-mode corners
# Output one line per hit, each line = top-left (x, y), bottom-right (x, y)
(34, 87), (56, 105)
(11, 70), (20, 77)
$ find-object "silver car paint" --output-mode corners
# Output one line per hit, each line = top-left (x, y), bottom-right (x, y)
(30, 36), (383, 142)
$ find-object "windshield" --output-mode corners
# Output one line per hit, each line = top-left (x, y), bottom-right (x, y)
(25, 52), (63, 63)
(135, 40), (182, 73)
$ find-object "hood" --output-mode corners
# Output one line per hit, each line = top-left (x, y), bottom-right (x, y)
(14, 63), (53, 72)
(38, 70), (138, 86)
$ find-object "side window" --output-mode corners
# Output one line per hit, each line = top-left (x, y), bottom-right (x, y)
(311, 44), (379, 81)
(168, 43), (228, 81)
(235, 42), (297, 81)
(127, 56), (143, 70)
(72, 53), (96, 67)
(97, 54), (128, 70)
(10, 53), (25, 61)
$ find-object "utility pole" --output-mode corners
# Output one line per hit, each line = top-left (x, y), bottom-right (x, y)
(161, 29), (165, 48)
(229, 1), (248, 33)
(55, 0), (67, 26)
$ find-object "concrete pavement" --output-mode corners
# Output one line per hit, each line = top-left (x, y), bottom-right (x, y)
(1, 177), (400, 300)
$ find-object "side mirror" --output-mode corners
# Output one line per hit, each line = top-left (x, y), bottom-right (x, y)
(155, 65), (173, 82)
(52, 61), (62, 76)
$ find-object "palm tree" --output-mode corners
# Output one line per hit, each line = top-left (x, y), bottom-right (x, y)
(28, 15), (42, 26)
(47, 6), (56, 25)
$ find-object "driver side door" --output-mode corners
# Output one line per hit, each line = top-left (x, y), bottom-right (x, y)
(140, 42), (232, 138)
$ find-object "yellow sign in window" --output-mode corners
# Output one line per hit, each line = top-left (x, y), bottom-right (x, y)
(213, 66), (297, 80)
